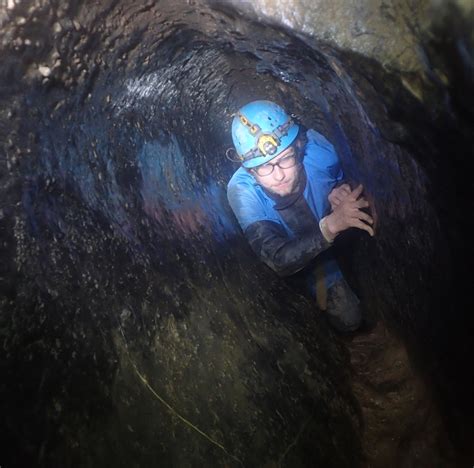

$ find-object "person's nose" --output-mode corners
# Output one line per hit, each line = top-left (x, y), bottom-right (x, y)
(272, 164), (285, 181)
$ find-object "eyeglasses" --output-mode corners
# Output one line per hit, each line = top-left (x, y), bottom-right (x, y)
(253, 153), (298, 177)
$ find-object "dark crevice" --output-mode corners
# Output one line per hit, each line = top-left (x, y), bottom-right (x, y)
(0, 1), (473, 467)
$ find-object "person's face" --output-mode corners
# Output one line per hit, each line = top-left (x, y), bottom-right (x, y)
(250, 145), (301, 197)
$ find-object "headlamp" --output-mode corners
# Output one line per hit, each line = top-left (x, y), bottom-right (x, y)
(258, 134), (279, 156)
(237, 109), (294, 162)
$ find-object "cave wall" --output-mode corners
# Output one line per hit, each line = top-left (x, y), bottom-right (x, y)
(0, 0), (473, 466)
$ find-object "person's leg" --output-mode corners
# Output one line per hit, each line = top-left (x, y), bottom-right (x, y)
(325, 276), (362, 333)
(302, 253), (362, 333)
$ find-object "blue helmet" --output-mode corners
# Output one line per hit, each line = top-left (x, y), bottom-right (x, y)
(231, 100), (299, 169)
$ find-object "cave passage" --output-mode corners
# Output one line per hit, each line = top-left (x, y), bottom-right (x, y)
(0, 1), (473, 467)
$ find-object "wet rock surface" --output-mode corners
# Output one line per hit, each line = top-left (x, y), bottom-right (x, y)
(219, 0), (432, 74)
(1, 0), (473, 466)
(346, 322), (457, 467)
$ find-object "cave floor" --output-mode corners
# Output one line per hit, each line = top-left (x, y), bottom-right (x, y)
(345, 321), (457, 468)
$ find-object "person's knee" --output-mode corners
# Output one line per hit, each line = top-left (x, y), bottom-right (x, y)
(325, 278), (362, 333)
(326, 308), (362, 333)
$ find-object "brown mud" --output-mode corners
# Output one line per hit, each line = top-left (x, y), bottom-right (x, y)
(346, 321), (457, 467)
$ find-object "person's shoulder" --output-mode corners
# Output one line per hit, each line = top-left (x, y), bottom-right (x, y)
(227, 167), (260, 205)
(227, 166), (267, 228)
(227, 166), (254, 191)
(303, 129), (340, 171)
(305, 129), (335, 153)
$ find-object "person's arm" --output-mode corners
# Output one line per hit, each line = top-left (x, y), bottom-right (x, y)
(227, 176), (333, 277)
(244, 220), (332, 277)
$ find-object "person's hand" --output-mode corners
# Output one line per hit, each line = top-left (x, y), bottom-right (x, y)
(325, 184), (374, 238)
(328, 183), (352, 210)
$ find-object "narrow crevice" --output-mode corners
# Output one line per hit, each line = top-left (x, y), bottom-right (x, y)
(0, 1), (472, 466)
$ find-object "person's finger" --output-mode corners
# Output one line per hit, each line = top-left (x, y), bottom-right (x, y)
(341, 199), (367, 212)
(340, 184), (351, 195)
(349, 184), (364, 200)
(333, 187), (347, 197)
(352, 219), (374, 236)
(356, 211), (374, 224)
(355, 198), (370, 208)
(354, 184), (364, 197)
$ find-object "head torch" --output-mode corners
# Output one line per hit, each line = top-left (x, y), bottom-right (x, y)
(237, 111), (294, 162)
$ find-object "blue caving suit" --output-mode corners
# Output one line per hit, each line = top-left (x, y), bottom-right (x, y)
(227, 129), (361, 331)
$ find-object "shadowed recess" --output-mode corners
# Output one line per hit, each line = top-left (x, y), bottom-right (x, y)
(0, 0), (473, 466)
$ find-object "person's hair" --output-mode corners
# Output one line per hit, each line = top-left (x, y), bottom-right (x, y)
(293, 124), (308, 158)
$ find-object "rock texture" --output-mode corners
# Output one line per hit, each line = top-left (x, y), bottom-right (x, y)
(0, 0), (473, 466)
(220, 0), (473, 76)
